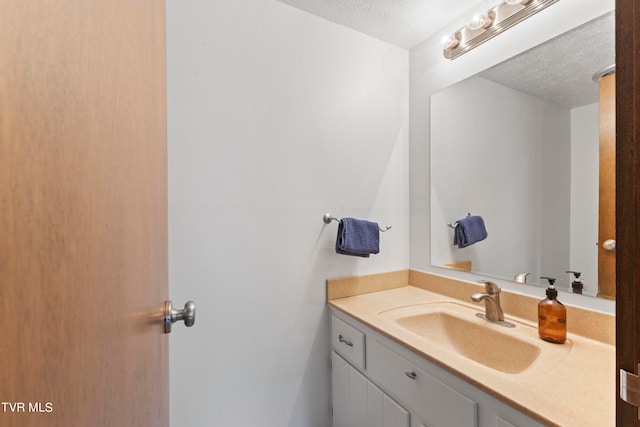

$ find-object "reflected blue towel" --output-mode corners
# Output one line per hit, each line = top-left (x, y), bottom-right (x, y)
(453, 215), (487, 248)
(335, 218), (380, 257)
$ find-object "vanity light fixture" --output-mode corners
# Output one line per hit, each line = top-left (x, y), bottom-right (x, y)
(443, 0), (559, 60)
(505, 0), (533, 5)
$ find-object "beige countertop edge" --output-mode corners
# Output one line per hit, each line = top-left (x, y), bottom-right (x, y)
(327, 274), (616, 427)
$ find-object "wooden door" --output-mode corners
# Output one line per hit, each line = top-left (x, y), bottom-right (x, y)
(598, 73), (616, 299)
(0, 1), (168, 426)
(617, 0), (640, 425)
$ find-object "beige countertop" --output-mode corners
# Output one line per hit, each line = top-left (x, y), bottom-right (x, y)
(327, 271), (615, 427)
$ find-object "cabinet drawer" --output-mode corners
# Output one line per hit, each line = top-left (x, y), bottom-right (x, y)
(369, 341), (477, 427)
(332, 315), (366, 370)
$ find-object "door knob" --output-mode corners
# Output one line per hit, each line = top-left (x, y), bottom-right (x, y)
(602, 239), (616, 251)
(164, 300), (196, 333)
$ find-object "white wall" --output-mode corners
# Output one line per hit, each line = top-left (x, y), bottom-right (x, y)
(430, 76), (570, 284)
(409, 0), (615, 312)
(166, 1), (409, 426)
(569, 103), (599, 295)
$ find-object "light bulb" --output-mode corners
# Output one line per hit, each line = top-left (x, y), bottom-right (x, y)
(441, 33), (460, 50)
(466, 13), (493, 31)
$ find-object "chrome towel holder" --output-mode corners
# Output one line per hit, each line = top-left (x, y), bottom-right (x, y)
(447, 212), (472, 229)
(323, 213), (392, 232)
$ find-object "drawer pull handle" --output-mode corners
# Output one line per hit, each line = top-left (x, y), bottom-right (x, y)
(338, 334), (354, 347)
(405, 371), (417, 380)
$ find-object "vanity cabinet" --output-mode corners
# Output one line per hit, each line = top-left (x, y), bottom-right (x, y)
(331, 311), (546, 427)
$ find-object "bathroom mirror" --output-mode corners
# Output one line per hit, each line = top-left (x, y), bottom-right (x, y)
(430, 11), (614, 298)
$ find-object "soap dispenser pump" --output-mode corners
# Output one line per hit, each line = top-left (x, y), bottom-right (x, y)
(538, 277), (567, 344)
(566, 270), (583, 294)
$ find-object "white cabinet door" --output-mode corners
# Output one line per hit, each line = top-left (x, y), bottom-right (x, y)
(381, 392), (411, 427)
(332, 351), (358, 427)
(332, 352), (409, 427)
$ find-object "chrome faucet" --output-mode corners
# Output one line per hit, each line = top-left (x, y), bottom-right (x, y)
(471, 280), (505, 322)
(514, 272), (529, 284)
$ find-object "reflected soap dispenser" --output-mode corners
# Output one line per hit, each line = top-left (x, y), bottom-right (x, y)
(538, 277), (567, 344)
(566, 270), (583, 294)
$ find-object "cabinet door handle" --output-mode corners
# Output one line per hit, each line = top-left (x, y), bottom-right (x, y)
(405, 371), (417, 380)
(338, 334), (354, 347)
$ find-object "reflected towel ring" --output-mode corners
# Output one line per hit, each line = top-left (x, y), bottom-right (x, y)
(323, 213), (391, 232)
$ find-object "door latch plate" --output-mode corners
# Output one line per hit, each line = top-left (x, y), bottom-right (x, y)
(620, 364), (640, 419)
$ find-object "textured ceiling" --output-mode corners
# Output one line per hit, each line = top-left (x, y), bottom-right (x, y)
(276, 0), (483, 50)
(480, 12), (614, 109)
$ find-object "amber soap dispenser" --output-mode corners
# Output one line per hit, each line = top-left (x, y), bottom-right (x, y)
(538, 277), (567, 344)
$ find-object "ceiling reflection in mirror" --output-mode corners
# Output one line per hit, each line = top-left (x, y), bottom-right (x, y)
(430, 11), (614, 299)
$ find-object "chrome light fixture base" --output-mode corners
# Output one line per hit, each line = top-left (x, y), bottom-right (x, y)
(443, 0), (559, 60)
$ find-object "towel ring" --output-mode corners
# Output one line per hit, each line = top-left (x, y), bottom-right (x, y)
(323, 213), (391, 232)
(447, 212), (472, 229)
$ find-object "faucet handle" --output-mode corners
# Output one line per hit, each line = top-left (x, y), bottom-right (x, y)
(477, 280), (500, 295)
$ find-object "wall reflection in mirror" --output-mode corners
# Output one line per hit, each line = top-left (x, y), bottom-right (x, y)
(430, 11), (614, 299)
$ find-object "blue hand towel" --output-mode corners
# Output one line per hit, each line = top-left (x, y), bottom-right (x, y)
(335, 218), (380, 257)
(453, 215), (487, 248)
